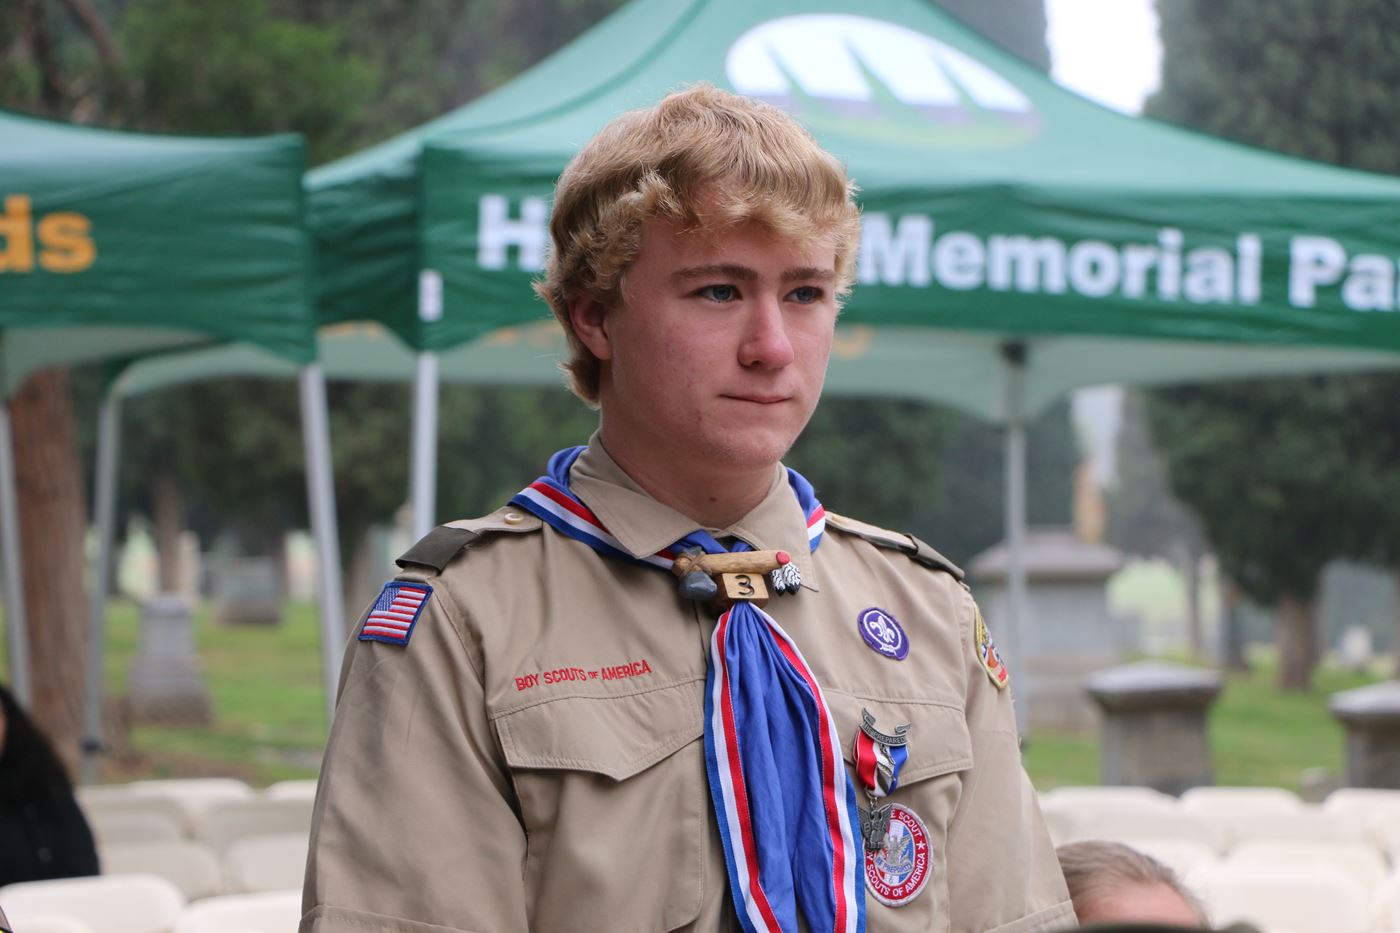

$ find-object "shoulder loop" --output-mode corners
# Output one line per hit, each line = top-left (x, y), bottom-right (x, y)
(396, 526), (479, 572)
(395, 508), (544, 572)
(825, 511), (965, 581)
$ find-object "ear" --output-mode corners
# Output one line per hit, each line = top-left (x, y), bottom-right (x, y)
(567, 293), (613, 361)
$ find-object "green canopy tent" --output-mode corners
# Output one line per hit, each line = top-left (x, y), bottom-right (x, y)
(301, 0), (1400, 724)
(0, 110), (346, 775)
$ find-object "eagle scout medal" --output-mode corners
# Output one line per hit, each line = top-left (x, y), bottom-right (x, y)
(864, 803), (932, 907)
(857, 606), (909, 660)
(974, 607), (1010, 690)
(852, 708), (910, 851)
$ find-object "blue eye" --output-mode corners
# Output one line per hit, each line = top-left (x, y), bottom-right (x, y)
(699, 284), (739, 302)
(788, 286), (822, 303)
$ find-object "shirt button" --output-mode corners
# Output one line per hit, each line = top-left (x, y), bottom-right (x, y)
(503, 512), (525, 525)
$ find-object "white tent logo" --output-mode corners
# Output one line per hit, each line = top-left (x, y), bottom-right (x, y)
(725, 14), (1038, 145)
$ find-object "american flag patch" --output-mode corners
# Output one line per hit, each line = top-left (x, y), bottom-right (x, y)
(358, 582), (431, 646)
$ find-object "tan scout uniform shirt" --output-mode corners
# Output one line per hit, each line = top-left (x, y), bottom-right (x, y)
(302, 443), (1073, 933)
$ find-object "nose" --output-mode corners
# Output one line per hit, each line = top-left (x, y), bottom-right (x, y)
(737, 294), (795, 369)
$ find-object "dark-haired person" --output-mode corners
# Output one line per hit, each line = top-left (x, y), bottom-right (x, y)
(0, 683), (100, 886)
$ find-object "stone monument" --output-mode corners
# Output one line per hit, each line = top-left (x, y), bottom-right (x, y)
(1084, 660), (1222, 794)
(212, 555), (282, 626)
(970, 527), (1126, 731)
(1330, 681), (1400, 788)
(126, 593), (213, 723)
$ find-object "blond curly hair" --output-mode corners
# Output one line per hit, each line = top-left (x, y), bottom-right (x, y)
(534, 84), (862, 404)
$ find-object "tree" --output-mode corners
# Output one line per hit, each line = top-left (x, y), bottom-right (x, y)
(1146, 380), (1369, 689)
(1145, 0), (1400, 689)
(0, 0), (377, 766)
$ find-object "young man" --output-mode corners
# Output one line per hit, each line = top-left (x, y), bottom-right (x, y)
(301, 85), (1072, 933)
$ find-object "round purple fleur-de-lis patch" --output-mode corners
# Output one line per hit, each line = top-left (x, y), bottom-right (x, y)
(857, 607), (909, 660)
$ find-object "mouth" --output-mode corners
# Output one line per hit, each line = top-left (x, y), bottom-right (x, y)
(724, 394), (791, 405)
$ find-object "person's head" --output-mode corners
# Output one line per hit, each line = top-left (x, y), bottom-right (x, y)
(1057, 840), (1208, 928)
(536, 84), (861, 476)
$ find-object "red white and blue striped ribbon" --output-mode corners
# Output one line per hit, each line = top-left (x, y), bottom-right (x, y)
(510, 447), (862, 933)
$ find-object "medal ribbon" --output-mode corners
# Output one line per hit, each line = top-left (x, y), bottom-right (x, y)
(852, 730), (908, 800)
(511, 447), (864, 933)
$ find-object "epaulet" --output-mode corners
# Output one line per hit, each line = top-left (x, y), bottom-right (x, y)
(824, 511), (964, 581)
(395, 507), (543, 573)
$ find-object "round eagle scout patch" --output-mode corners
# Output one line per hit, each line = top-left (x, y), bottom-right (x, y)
(974, 607), (1009, 690)
(864, 803), (932, 907)
(857, 607), (909, 660)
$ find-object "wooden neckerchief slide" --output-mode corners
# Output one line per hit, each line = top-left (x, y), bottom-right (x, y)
(671, 547), (802, 608)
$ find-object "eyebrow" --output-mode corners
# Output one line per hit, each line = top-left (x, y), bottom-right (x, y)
(671, 263), (837, 283)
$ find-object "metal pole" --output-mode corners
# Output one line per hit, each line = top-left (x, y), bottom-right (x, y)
(0, 404), (30, 706)
(81, 393), (120, 784)
(410, 352), (440, 541)
(298, 365), (346, 726)
(1001, 343), (1030, 738)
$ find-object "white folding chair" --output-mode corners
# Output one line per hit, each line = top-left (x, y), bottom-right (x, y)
(173, 891), (301, 933)
(260, 780), (317, 802)
(1224, 838), (1387, 891)
(1324, 788), (1400, 851)
(86, 808), (186, 847)
(4, 917), (95, 933)
(223, 834), (309, 894)
(128, 779), (256, 829)
(1192, 862), (1370, 933)
(0, 874), (185, 933)
(1114, 836), (1222, 878)
(194, 799), (314, 855)
(101, 839), (225, 899)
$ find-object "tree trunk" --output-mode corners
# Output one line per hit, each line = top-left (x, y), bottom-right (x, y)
(11, 369), (89, 778)
(152, 472), (184, 593)
(1277, 593), (1319, 692)
(1221, 576), (1249, 671)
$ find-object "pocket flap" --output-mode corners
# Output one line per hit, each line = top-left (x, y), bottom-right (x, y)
(495, 679), (705, 781)
(829, 693), (974, 785)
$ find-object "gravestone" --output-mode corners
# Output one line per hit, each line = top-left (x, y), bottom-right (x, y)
(1084, 661), (1222, 794)
(970, 528), (1126, 731)
(126, 593), (212, 723)
(1330, 682), (1400, 788)
(213, 555), (282, 626)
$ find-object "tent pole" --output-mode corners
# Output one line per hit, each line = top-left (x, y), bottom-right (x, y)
(80, 392), (120, 784)
(410, 351), (440, 541)
(0, 403), (30, 707)
(299, 364), (346, 727)
(1001, 343), (1030, 739)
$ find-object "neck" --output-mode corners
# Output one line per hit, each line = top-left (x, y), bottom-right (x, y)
(597, 428), (776, 529)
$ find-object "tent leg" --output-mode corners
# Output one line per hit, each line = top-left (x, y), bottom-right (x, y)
(410, 351), (440, 542)
(81, 393), (120, 785)
(1001, 344), (1030, 739)
(0, 404), (30, 707)
(299, 364), (346, 727)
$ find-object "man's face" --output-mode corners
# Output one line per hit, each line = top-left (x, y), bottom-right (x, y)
(587, 215), (839, 477)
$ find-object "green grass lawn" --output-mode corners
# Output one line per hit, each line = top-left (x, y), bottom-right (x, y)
(87, 598), (1385, 791)
(100, 599), (328, 785)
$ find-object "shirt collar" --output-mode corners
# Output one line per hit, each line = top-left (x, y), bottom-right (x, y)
(569, 435), (820, 592)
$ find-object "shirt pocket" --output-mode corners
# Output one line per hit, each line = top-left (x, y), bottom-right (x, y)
(494, 677), (707, 933)
(832, 694), (973, 933)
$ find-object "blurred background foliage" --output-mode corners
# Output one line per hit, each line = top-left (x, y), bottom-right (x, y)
(9, 0), (1400, 728)
(1, 0), (1074, 614)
